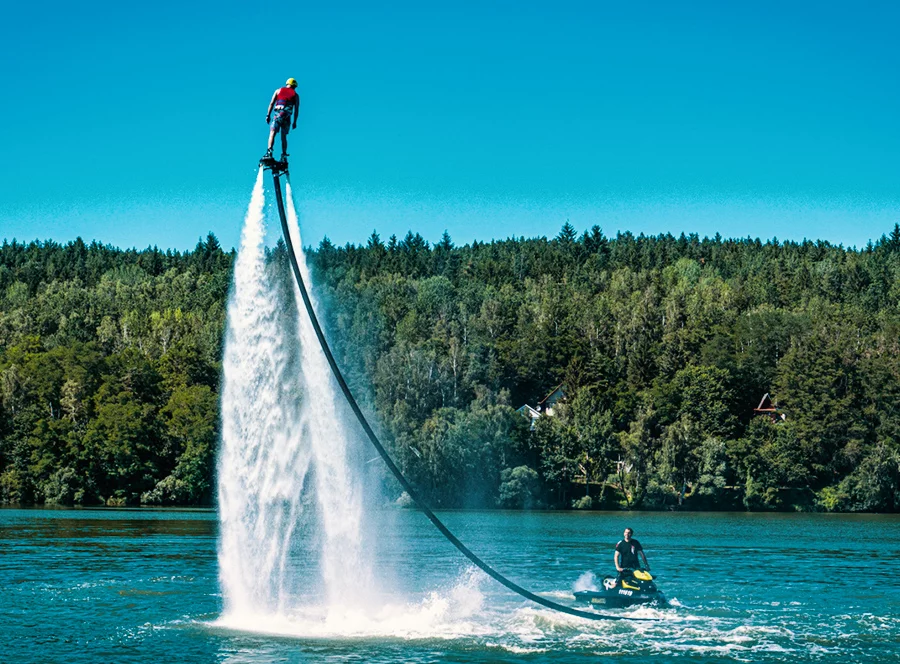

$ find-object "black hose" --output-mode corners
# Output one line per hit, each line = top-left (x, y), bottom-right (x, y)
(270, 169), (656, 623)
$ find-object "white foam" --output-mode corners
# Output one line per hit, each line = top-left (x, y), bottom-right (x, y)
(218, 169), (313, 615)
(573, 571), (598, 592)
(217, 173), (377, 626)
(212, 569), (490, 640)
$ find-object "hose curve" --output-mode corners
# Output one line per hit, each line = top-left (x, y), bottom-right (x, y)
(269, 169), (656, 623)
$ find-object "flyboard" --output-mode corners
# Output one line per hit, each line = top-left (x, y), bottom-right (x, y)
(259, 153), (661, 623)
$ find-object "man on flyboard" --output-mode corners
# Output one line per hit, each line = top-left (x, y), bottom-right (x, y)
(264, 78), (300, 161)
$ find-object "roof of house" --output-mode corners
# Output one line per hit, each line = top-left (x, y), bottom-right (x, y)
(754, 392), (777, 412)
(538, 384), (566, 407)
(516, 404), (541, 418)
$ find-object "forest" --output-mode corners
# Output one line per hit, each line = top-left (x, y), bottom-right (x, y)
(1, 222), (899, 511)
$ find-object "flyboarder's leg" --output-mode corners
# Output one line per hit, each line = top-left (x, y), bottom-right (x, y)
(266, 110), (283, 158)
(280, 113), (290, 158)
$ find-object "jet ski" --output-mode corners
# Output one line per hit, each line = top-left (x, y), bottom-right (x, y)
(573, 569), (666, 608)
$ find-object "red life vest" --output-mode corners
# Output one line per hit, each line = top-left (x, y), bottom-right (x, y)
(275, 87), (297, 107)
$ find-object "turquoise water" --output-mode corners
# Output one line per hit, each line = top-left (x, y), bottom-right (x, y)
(3, 508), (898, 662)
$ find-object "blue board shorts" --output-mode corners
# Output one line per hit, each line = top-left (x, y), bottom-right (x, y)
(270, 107), (292, 134)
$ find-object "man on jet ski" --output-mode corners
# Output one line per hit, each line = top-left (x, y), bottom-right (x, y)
(573, 527), (663, 607)
(614, 527), (649, 580)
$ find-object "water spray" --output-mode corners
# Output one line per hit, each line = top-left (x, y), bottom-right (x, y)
(262, 161), (658, 623)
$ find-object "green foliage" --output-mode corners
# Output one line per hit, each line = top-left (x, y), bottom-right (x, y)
(498, 465), (541, 509)
(773, 326), (866, 482)
(43, 467), (80, 505)
(694, 437), (730, 505)
(2, 223), (900, 511)
(614, 410), (656, 508)
(142, 385), (217, 505)
(402, 389), (530, 507)
(571, 494), (594, 509)
(729, 418), (810, 510)
(654, 416), (703, 506)
(818, 441), (900, 512)
(0, 236), (228, 506)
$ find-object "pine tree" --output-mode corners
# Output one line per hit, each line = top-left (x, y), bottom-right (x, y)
(583, 225), (608, 255)
(556, 221), (577, 244)
(889, 223), (900, 252)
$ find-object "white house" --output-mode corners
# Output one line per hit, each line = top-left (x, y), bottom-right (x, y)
(515, 404), (541, 429)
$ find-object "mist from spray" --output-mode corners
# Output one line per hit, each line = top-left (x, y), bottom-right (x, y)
(215, 170), (493, 639)
(284, 180), (372, 605)
(217, 170), (372, 625)
(217, 170), (312, 618)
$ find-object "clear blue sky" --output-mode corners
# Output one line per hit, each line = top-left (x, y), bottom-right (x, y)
(1, 1), (898, 251)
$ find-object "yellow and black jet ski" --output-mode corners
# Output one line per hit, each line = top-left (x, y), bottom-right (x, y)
(573, 569), (666, 608)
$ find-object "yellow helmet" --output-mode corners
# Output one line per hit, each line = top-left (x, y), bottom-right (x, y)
(285, 78), (298, 88)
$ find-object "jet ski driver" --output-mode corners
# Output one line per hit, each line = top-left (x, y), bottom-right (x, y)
(614, 527), (650, 579)
(264, 78), (300, 160)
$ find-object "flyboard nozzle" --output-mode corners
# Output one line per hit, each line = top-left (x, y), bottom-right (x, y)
(259, 155), (289, 176)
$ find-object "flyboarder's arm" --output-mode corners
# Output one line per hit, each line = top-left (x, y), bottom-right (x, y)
(266, 92), (278, 123)
(292, 97), (299, 129)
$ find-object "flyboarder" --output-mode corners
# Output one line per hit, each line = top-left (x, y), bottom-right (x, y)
(264, 78), (300, 161)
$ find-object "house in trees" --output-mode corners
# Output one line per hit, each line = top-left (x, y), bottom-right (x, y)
(538, 384), (567, 416)
(515, 404), (541, 429)
(754, 393), (786, 422)
(517, 385), (568, 428)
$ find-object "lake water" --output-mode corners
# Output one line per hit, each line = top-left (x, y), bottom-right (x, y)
(3, 508), (898, 663)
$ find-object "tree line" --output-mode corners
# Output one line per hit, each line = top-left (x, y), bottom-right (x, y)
(1, 223), (899, 511)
